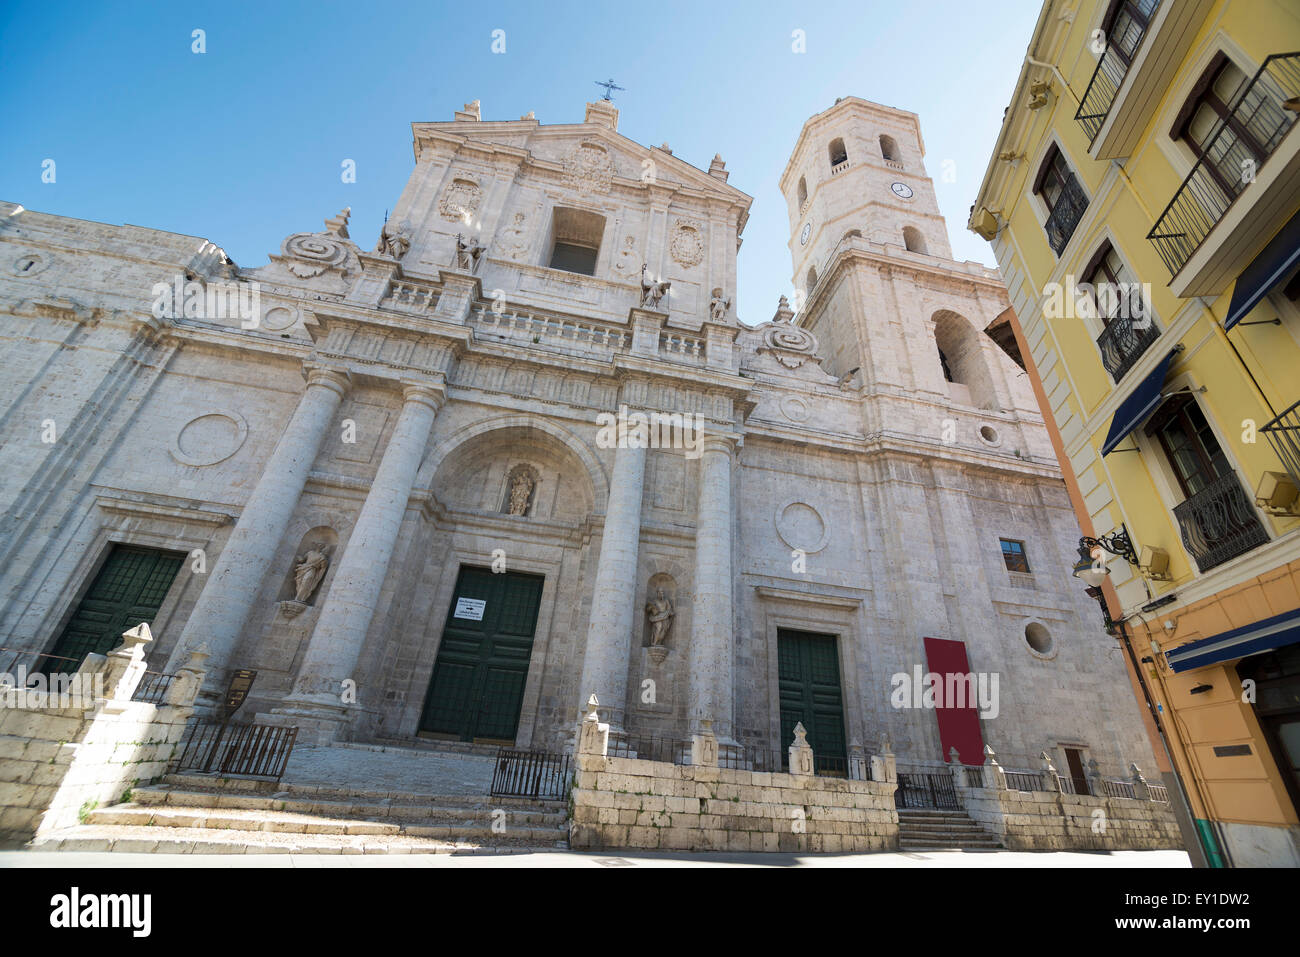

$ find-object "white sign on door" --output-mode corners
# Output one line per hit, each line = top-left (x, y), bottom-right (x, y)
(453, 597), (487, 621)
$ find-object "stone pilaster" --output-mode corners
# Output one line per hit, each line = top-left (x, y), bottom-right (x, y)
(433, 271), (482, 324)
(687, 432), (737, 738)
(166, 364), (350, 690)
(276, 379), (443, 738)
(576, 439), (647, 733)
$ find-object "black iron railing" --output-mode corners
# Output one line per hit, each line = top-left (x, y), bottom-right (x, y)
(1044, 175), (1089, 255)
(963, 765), (985, 788)
(606, 733), (691, 765)
(1103, 778), (1138, 799)
(491, 748), (571, 800)
(173, 720), (297, 781)
(1173, 471), (1270, 572)
(896, 771), (961, 809)
(719, 744), (786, 773)
(0, 646), (83, 680)
(131, 670), (177, 704)
(1075, 5), (1159, 141)
(1004, 769), (1046, 792)
(1056, 774), (1090, 796)
(1147, 52), (1300, 276)
(1097, 314), (1161, 383)
(1260, 398), (1300, 492)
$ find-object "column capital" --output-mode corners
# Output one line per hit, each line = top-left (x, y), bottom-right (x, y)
(303, 362), (352, 397)
(698, 431), (740, 456)
(399, 378), (446, 410)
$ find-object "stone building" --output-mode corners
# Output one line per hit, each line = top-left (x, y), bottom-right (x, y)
(0, 96), (1158, 785)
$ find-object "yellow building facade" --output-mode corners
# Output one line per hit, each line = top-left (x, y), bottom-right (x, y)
(971, 0), (1300, 867)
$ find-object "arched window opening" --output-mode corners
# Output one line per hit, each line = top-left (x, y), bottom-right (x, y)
(806, 265), (818, 291)
(903, 226), (928, 255)
(797, 176), (808, 209)
(879, 134), (901, 163)
(828, 138), (848, 168)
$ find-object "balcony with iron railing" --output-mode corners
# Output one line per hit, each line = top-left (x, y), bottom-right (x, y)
(1075, 7), (1158, 142)
(1043, 175), (1089, 255)
(1096, 313), (1161, 383)
(1147, 52), (1300, 282)
(1261, 399), (1300, 492)
(1173, 471), (1271, 572)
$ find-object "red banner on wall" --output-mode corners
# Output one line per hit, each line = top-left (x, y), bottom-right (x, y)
(922, 636), (985, 766)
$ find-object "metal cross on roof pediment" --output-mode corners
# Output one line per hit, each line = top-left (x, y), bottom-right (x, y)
(595, 78), (625, 101)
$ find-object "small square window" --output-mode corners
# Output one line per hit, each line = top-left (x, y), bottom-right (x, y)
(1000, 538), (1030, 573)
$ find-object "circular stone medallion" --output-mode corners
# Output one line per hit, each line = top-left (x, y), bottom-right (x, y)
(170, 411), (249, 467)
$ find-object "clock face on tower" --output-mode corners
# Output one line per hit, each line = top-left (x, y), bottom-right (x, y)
(891, 182), (914, 199)
(800, 222), (811, 246)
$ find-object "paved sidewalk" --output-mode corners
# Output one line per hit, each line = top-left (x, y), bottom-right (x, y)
(0, 848), (1191, 868)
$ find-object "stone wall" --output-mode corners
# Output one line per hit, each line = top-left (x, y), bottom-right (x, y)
(957, 753), (1182, 851)
(0, 626), (203, 845)
(567, 702), (899, 853)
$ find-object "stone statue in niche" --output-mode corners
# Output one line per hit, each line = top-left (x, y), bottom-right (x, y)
(507, 471), (534, 516)
(709, 288), (731, 322)
(375, 220), (410, 260)
(644, 588), (675, 646)
(639, 264), (670, 310)
(454, 233), (485, 273)
(292, 548), (329, 602)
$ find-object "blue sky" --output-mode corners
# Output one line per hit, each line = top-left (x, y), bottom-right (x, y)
(0, 0), (1041, 324)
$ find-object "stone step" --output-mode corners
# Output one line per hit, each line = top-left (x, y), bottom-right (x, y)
(133, 786), (565, 827)
(85, 803), (565, 843)
(159, 773), (556, 809)
(29, 824), (566, 856)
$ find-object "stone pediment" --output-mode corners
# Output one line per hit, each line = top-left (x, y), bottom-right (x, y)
(413, 120), (748, 203)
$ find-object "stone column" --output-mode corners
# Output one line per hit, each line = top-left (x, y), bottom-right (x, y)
(576, 439), (647, 733)
(687, 432), (736, 739)
(167, 364), (350, 683)
(277, 380), (443, 735)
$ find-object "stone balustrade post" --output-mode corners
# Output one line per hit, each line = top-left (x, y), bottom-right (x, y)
(102, 623), (153, 703)
(1130, 762), (1151, 801)
(576, 694), (610, 757)
(164, 644), (210, 708)
(984, 744), (1007, 790)
(947, 745), (965, 790)
(690, 718), (719, 768)
(1041, 750), (1061, 793)
(870, 732), (896, 784)
(788, 722), (814, 777)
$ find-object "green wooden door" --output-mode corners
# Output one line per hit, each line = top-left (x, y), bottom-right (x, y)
(778, 629), (847, 772)
(49, 545), (184, 668)
(420, 567), (544, 744)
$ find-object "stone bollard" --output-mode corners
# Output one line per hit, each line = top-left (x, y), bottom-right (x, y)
(870, 731), (896, 784)
(102, 622), (153, 703)
(1130, 762), (1151, 801)
(164, 644), (210, 708)
(1040, 750), (1061, 793)
(984, 744), (1008, 790)
(577, 693), (610, 757)
(691, 718), (719, 768)
(788, 722), (814, 777)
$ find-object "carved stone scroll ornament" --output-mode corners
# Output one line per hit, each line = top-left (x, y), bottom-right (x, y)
(563, 142), (616, 194)
(759, 322), (818, 369)
(281, 232), (356, 279)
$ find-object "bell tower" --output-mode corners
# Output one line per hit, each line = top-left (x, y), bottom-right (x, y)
(781, 97), (952, 303)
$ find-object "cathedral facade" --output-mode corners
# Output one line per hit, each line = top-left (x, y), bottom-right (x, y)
(0, 97), (1156, 780)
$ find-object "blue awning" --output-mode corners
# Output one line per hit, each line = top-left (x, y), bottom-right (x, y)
(1224, 210), (1300, 331)
(1167, 606), (1300, 673)
(1100, 348), (1180, 455)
